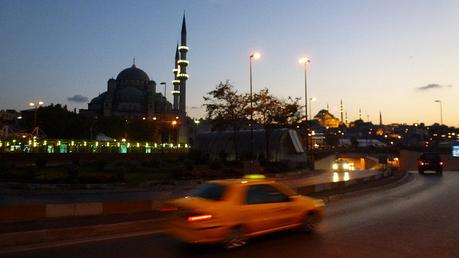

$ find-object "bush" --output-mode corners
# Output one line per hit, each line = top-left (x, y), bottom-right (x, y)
(226, 160), (244, 169)
(0, 157), (7, 173)
(188, 150), (209, 165)
(263, 161), (290, 173)
(209, 161), (222, 170)
(141, 158), (161, 168)
(66, 164), (79, 182)
(27, 167), (37, 179)
(96, 159), (107, 170)
(71, 157), (81, 166)
(218, 151), (228, 162)
(35, 158), (47, 168)
(184, 159), (194, 171)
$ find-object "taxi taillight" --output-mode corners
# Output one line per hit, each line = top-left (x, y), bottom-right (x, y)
(187, 214), (213, 222)
(439, 161), (444, 166)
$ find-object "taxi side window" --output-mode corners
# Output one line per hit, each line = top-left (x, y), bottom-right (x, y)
(246, 184), (289, 204)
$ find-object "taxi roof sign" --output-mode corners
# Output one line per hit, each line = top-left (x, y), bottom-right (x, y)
(243, 174), (266, 180)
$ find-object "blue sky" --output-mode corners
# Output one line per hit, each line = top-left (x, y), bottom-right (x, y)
(1, 0), (459, 125)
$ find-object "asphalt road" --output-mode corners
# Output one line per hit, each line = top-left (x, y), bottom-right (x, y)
(6, 171), (459, 258)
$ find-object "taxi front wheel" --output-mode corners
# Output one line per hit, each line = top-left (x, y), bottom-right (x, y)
(222, 226), (248, 250)
(302, 212), (319, 233)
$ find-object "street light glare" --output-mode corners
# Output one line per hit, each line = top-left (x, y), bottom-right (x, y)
(29, 102), (35, 107)
(250, 52), (261, 59)
(299, 57), (311, 64)
(298, 57), (311, 64)
(38, 101), (44, 105)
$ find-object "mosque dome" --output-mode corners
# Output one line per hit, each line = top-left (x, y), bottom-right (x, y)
(116, 64), (150, 81)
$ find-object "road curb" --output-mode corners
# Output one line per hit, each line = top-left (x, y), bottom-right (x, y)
(297, 169), (394, 195)
(0, 218), (165, 254)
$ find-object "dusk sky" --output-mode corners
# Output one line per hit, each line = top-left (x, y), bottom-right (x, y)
(1, 0), (459, 125)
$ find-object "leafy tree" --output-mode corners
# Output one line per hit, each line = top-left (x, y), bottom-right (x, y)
(203, 81), (250, 160)
(252, 88), (302, 161)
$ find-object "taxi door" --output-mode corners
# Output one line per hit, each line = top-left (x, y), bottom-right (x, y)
(239, 184), (294, 234)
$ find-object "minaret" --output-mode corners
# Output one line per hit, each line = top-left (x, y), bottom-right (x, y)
(326, 104), (329, 111)
(359, 108), (362, 120)
(340, 99), (344, 123)
(345, 112), (348, 125)
(177, 14), (189, 115)
(379, 111), (383, 126)
(172, 44), (180, 110)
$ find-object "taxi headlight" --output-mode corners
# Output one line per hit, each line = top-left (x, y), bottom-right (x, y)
(332, 163), (338, 170)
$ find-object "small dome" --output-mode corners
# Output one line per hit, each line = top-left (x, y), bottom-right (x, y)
(89, 92), (107, 104)
(116, 87), (145, 102)
(116, 64), (150, 81)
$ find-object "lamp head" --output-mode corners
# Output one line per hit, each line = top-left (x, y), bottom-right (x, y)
(298, 57), (311, 64)
(250, 52), (261, 60)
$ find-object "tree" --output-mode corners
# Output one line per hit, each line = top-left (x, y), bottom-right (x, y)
(252, 88), (302, 161)
(203, 81), (250, 160)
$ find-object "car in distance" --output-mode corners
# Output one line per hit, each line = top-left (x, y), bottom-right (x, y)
(332, 159), (354, 172)
(163, 175), (325, 249)
(418, 152), (443, 175)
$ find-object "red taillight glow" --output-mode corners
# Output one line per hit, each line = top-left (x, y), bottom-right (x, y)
(440, 162), (444, 166)
(418, 161), (424, 166)
(160, 207), (178, 212)
(187, 214), (212, 222)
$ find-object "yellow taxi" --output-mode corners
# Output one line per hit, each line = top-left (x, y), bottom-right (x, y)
(163, 175), (325, 249)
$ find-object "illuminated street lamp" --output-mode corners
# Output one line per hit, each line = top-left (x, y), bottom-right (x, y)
(29, 101), (44, 136)
(249, 52), (261, 164)
(298, 57), (311, 121)
(299, 57), (311, 168)
(434, 100), (443, 125)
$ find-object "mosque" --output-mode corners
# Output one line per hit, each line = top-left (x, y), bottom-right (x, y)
(80, 15), (190, 143)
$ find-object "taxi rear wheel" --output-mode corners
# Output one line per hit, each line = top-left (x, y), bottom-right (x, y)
(302, 212), (319, 233)
(222, 226), (247, 250)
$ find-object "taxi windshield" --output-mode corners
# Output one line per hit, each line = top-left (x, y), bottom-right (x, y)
(190, 183), (226, 201)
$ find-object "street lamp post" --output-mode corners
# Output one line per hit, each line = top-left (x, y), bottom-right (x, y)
(29, 101), (44, 137)
(299, 58), (311, 121)
(434, 100), (443, 125)
(299, 57), (311, 168)
(249, 52), (260, 166)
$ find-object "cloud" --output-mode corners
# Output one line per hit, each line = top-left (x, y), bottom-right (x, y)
(67, 94), (89, 103)
(417, 83), (453, 91)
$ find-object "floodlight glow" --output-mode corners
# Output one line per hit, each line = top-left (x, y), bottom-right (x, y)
(298, 57), (311, 64)
(250, 52), (261, 59)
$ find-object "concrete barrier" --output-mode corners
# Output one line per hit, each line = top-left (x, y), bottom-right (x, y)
(0, 170), (393, 224)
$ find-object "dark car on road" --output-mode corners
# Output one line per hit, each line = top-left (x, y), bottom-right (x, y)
(418, 152), (443, 175)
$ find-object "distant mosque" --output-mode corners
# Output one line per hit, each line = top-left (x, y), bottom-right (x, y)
(82, 15), (189, 120)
